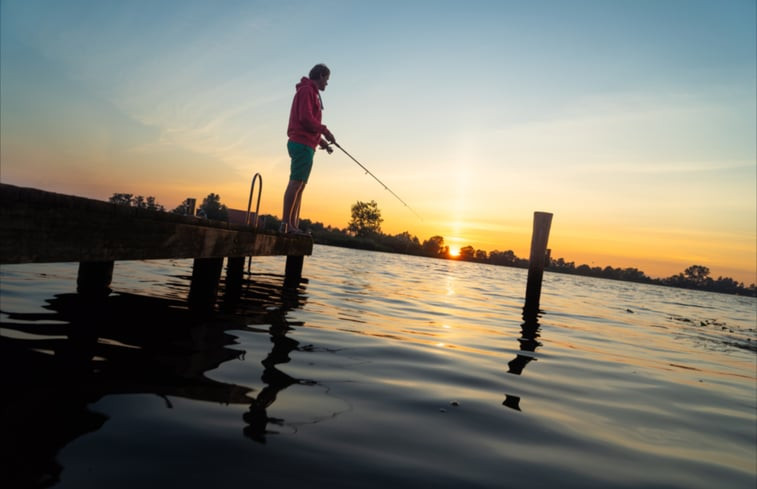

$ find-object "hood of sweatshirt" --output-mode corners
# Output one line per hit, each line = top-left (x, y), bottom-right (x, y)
(295, 77), (317, 91)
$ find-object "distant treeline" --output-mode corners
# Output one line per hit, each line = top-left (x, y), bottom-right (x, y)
(107, 193), (755, 297)
(281, 216), (755, 298)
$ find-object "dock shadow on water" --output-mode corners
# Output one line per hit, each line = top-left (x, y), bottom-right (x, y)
(0, 270), (312, 488)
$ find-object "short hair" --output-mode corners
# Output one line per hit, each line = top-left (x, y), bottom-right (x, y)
(309, 64), (330, 80)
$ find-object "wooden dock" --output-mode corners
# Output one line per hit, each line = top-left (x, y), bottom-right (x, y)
(0, 183), (312, 305)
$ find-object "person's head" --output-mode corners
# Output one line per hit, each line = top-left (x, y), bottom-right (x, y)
(309, 64), (330, 91)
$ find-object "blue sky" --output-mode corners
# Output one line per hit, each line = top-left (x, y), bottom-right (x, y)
(1, 0), (755, 282)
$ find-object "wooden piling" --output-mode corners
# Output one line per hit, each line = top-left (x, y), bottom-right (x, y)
(223, 256), (246, 307)
(285, 255), (304, 281)
(188, 257), (224, 311)
(226, 257), (245, 288)
(523, 212), (553, 317)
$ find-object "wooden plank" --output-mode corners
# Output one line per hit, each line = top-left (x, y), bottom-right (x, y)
(0, 184), (312, 264)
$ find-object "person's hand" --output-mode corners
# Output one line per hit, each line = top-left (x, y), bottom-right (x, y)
(323, 129), (336, 144)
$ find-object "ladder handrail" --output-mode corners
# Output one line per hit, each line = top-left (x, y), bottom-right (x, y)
(246, 173), (263, 228)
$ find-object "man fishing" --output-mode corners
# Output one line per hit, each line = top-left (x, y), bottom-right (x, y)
(281, 63), (336, 235)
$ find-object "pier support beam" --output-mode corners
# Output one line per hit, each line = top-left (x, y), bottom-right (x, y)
(523, 212), (553, 318)
(189, 257), (224, 311)
(223, 256), (246, 308)
(285, 255), (304, 281)
(226, 257), (245, 290)
(77, 261), (114, 297)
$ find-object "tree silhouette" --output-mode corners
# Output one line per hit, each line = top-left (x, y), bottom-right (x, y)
(108, 193), (134, 206)
(199, 193), (228, 221)
(459, 246), (475, 261)
(421, 236), (447, 257)
(348, 200), (383, 237)
(108, 193), (164, 211)
(684, 265), (710, 286)
(171, 198), (196, 216)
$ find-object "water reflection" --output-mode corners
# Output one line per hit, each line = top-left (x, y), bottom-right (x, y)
(242, 318), (316, 442)
(0, 270), (311, 487)
(242, 279), (317, 443)
(503, 310), (543, 412)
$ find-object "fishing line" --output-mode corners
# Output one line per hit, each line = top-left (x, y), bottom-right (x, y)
(327, 142), (423, 221)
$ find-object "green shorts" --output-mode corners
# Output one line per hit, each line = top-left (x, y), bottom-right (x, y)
(287, 141), (315, 183)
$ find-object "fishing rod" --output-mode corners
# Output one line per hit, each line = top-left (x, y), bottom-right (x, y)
(325, 141), (423, 221)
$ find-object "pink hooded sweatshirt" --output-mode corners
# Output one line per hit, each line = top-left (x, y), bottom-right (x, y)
(287, 77), (328, 149)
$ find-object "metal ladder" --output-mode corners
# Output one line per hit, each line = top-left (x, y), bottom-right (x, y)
(246, 173), (262, 228)
(245, 173), (262, 274)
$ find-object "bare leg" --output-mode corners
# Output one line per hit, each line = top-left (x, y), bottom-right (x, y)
(292, 183), (305, 229)
(282, 180), (305, 231)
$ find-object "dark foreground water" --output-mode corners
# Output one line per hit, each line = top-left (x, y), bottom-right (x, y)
(1, 245), (755, 488)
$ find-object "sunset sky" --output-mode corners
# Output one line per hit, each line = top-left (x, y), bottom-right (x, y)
(2, 0), (755, 284)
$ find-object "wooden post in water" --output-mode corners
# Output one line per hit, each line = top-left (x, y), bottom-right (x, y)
(523, 212), (553, 317)
(77, 261), (114, 296)
(285, 255), (304, 281)
(226, 257), (245, 289)
(285, 200), (305, 281)
(188, 257), (224, 311)
(224, 256), (246, 306)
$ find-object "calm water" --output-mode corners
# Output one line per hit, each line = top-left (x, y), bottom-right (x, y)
(1, 245), (755, 488)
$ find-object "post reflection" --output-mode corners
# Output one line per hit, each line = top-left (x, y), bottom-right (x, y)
(503, 310), (543, 411)
(242, 319), (315, 442)
(0, 269), (313, 487)
(242, 279), (317, 443)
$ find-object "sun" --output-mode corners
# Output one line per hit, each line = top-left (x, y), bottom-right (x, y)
(448, 246), (461, 258)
